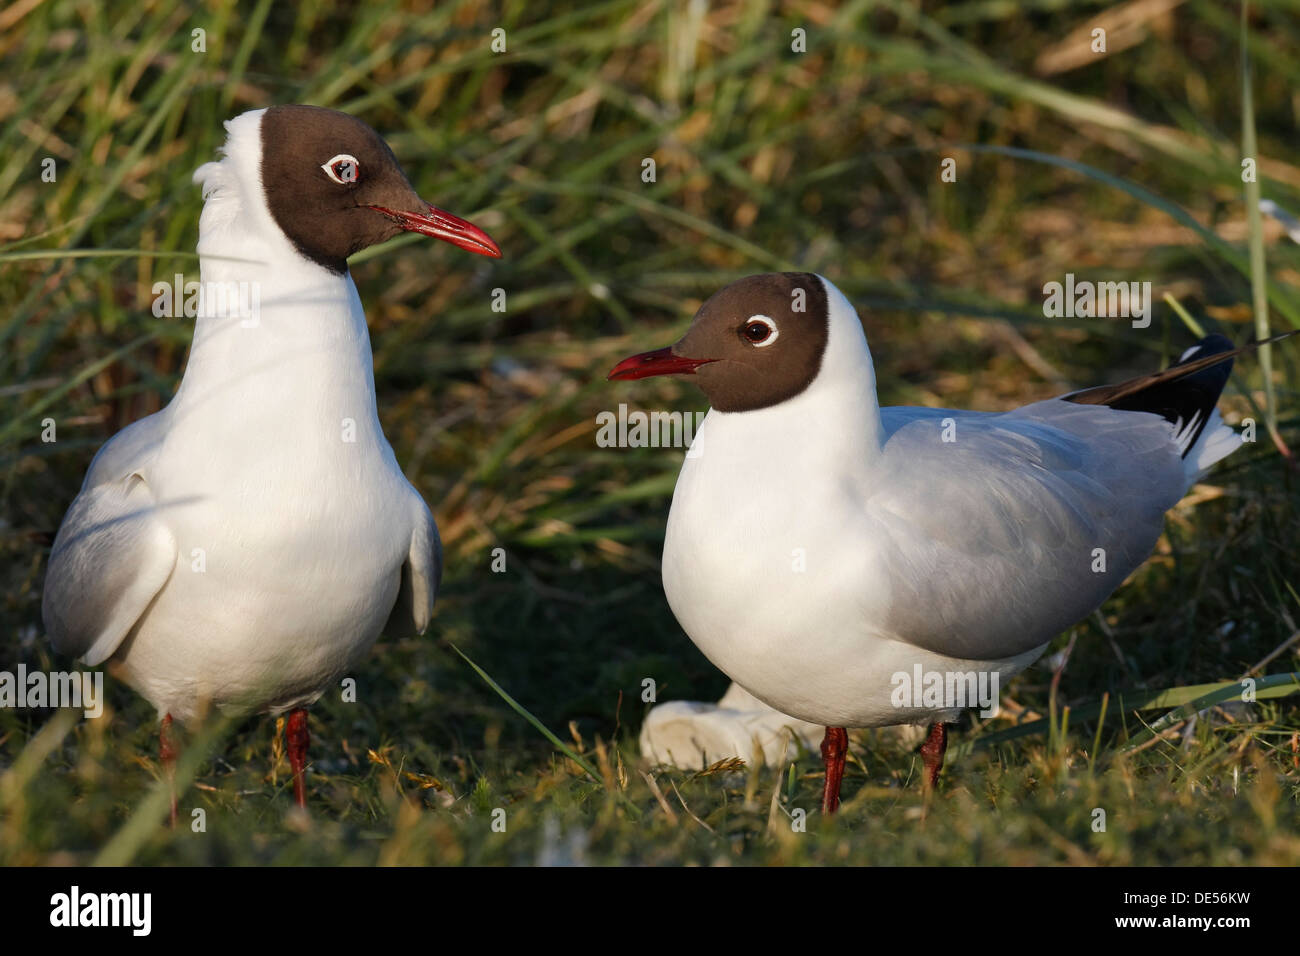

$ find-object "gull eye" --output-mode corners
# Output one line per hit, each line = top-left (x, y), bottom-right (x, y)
(741, 315), (778, 347)
(321, 154), (361, 185)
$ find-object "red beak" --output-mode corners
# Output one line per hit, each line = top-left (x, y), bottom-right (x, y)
(365, 202), (502, 258)
(607, 346), (716, 381)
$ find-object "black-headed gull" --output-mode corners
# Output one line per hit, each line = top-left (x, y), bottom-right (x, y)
(610, 272), (1289, 812)
(43, 106), (500, 818)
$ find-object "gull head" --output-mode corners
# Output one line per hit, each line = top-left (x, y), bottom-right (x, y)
(193, 105), (500, 275)
(608, 272), (841, 413)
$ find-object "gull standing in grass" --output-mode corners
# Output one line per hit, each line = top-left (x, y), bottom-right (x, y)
(610, 272), (1292, 812)
(43, 105), (501, 820)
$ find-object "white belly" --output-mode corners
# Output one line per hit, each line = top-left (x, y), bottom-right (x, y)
(114, 456), (414, 723)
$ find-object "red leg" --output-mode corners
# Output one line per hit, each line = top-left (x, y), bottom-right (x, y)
(286, 708), (310, 808)
(820, 726), (848, 814)
(159, 713), (178, 827)
(920, 722), (948, 790)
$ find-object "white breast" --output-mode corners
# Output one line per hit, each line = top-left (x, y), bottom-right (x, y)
(663, 404), (1042, 728)
(116, 279), (419, 721)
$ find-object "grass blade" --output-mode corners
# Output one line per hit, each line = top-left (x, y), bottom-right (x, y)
(450, 643), (600, 781)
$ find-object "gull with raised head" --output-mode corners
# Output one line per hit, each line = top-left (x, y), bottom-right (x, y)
(43, 105), (501, 819)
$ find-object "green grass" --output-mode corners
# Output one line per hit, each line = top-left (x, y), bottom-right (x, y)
(1, 0), (1299, 865)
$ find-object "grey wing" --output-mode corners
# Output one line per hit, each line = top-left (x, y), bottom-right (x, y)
(869, 399), (1186, 659)
(82, 409), (168, 488)
(44, 444), (178, 666)
(383, 494), (442, 639)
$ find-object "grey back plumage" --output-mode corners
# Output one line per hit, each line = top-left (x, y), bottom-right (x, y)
(869, 400), (1186, 659)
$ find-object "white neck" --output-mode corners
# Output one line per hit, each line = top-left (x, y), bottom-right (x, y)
(694, 280), (883, 482)
(166, 108), (383, 458)
(171, 262), (377, 421)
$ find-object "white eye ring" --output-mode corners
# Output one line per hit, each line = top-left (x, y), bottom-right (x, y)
(321, 153), (361, 184)
(742, 314), (779, 347)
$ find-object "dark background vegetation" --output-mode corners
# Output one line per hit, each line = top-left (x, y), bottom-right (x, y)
(0, 0), (1297, 864)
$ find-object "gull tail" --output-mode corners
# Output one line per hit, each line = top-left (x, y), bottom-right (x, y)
(1064, 330), (1298, 482)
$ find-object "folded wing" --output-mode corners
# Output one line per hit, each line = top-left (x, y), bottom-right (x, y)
(869, 400), (1187, 659)
(43, 415), (178, 666)
(382, 494), (441, 639)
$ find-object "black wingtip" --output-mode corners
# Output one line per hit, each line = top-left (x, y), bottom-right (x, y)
(1171, 332), (1235, 396)
(1064, 333), (1239, 457)
(1178, 333), (1233, 365)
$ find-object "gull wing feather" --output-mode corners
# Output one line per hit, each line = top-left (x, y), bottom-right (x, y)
(43, 412), (178, 666)
(383, 492), (442, 638)
(870, 400), (1186, 660)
